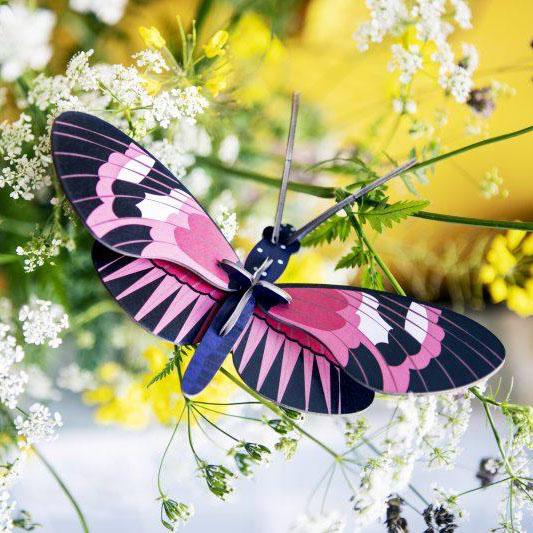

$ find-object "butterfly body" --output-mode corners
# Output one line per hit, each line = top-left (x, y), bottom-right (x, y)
(52, 111), (506, 415)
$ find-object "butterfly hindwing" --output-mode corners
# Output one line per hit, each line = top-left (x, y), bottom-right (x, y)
(92, 242), (224, 345)
(261, 285), (505, 395)
(231, 310), (375, 414)
(52, 111), (238, 290)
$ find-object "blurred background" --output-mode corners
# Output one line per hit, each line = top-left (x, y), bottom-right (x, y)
(1, 0), (532, 531)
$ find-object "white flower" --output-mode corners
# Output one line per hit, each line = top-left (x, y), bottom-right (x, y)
(290, 511), (346, 533)
(388, 44), (423, 84)
(0, 491), (15, 532)
(184, 168), (212, 198)
(451, 0), (472, 28)
(57, 363), (96, 393)
(0, 2), (55, 81)
(459, 42), (479, 73)
(18, 298), (69, 348)
(0, 456), (25, 492)
(0, 323), (27, 409)
(133, 49), (169, 74)
(353, 0), (407, 51)
(214, 206), (238, 242)
(69, 0), (128, 25)
(392, 98), (417, 114)
(14, 403), (63, 447)
(441, 64), (473, 103)
(25, 365), (61, 401)
(218, 134), (240, 165)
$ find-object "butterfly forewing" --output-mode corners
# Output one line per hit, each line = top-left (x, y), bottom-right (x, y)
(260, 285), (505, 395)
(52, 111), (238, 290)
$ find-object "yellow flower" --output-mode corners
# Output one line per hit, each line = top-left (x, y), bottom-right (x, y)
(489, 278), (508, 303)
(139, 26), (166, 49)
(478, 264), (496, 284)
(206, 74), (228, 97)
(480, 229), (533, 317)
(506, 229), (526, 250)
(83, 343), (239, 430)
(141, 77), (162, 96)
(203, 30), (229, 58)
(522, 234), (533, 255)
(507, 286), (533, 317)
(97, 362), (121, 382)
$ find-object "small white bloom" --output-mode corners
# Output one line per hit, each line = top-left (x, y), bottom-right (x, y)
(0, 323), (27, 409)
(0, 491), (15, 532)
(392, 98), (417, 114)
(184, 168), (212, 198)
(19, 298), (69, 348)
(69, 0), (128, 25)
(25, 365), (61, 401)
(290, 511), (346, 533)
(0, 456), (25, 492)
(14, 403), (63, 447)
(57, 363), (96, 393)
(133, 49), (169, 74)
(388, 44), (423, 84)
(0, 2), (55, 81)
(218, 134), (240, 165)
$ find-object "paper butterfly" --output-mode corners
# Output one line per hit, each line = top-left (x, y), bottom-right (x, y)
(51, 98), (505, 415)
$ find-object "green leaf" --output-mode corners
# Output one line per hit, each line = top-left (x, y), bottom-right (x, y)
(146, 345), (193, 387)
(358, 199), (430, 233)
(301, 216), (352, 247)
(335, 246), (368, 270)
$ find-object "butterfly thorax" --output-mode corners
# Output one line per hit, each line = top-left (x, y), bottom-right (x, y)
(243, 225), (300, 283)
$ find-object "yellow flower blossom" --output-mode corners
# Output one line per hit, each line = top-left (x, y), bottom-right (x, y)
(206, 74), (228, 97)
(480, 229), (533, 317)
(139, 26), (166, 49)
(82, 343), (238, 429)
(203, 30), (229, 58)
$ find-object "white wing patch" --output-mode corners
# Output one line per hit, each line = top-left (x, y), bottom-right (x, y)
(405, 302), (428, 343)
(356, 293), (392, 345)
(117, 152), (154, 184)
(137, 189), (191, 222)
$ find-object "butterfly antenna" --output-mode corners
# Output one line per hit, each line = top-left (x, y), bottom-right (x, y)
(271, 92), (300, 244)
(287, 158), (418, 245)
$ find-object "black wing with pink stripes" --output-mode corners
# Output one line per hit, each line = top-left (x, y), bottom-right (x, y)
(92, 242), (224, 345)
(232, 310), (375, 414)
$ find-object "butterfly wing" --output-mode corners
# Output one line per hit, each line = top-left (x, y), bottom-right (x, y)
(261, 285), (505, 395)
(231, 309), (375, 414)
(52, 111), (238, 290)
(92, 242), (224, 344)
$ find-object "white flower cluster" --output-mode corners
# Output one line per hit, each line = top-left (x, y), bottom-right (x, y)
(1, 48), (210, 203)
(0, 490), (15, 532)
(19, 298), (69, 349)
(14, 403), (63, 447)
(56, 363), (96, 393)
(0, 114), (52, 200)
(69, 0), (128, 25)
(0, 2), (55, 81)
(0, 324), (28, 409)
(355, 0), (478, 104)
(133, 49), (170, 75)
(0, 323), (28, 409)
(353, 389), (474, 528)
(290, 511), (346, 533)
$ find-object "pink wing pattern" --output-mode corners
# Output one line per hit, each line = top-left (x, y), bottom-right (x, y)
(231, 309), (374, 414)
(52, 111), (238, 290)
(92, 242), (224, 345)
(262, 285), (505, 394)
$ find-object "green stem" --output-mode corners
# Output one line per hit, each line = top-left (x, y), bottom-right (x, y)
(219, 368), (341, 460)
(71, 300), (117, 329)
(198, 123), (533, 232)
(157, 406), (186, 497)
(33, 447), (89, 533)
(456, 476), (513, 498)
(470, 388), (514, 477)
